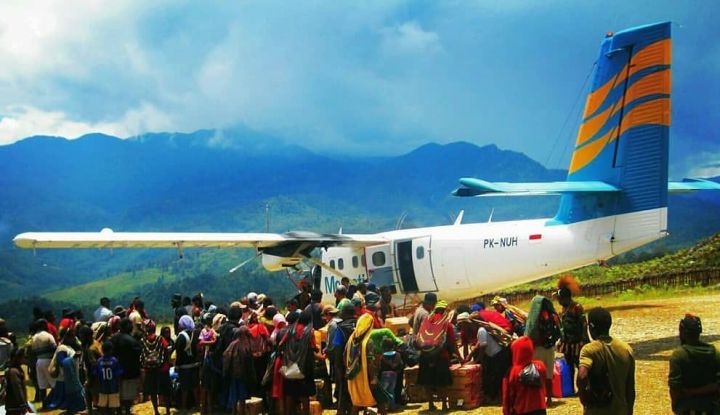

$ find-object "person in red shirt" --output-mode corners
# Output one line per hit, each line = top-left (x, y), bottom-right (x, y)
(45, 310), (59, 340)
(502, 336), (548, 415)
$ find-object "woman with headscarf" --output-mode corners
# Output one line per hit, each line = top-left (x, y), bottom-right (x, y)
(175, 315), (201, 410)
(59, 344), (86, 414)
(345, 313), (404, 415)
(416, 300), (461, 412)
(223, 326), (256, 415)
(502, 336), (548, 415)
(279, 310), (316, 415)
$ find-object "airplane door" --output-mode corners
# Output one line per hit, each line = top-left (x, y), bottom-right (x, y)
(395, 237), (437, 293)
(365, 244), (396, 291)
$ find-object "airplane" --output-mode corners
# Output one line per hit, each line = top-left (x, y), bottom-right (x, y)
(12, 21), (720, 306)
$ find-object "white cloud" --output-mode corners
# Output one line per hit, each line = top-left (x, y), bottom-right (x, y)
(381, 21), (442, 55)
(0, 104), (174, 145)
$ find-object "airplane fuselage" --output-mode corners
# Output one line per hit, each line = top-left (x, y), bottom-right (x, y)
(318, 207), (667, 304)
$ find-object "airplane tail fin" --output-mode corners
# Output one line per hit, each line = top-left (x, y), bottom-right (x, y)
(553, 22), (671, 251)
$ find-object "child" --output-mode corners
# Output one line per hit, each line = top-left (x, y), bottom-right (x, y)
(142, 321), (171, 415)
(198, 314), (218, 415)
(5, 348), (31, 415)
(502, 336), (547, 415)
(379, 337), (403, 412)
(96, 341), (124, 415)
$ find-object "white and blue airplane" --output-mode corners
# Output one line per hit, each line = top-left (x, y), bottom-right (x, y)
(13, 22), (720, 304)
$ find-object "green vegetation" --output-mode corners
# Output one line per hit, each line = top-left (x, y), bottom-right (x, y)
(505, 233), (720, 292)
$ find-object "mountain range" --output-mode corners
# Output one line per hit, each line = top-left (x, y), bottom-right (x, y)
(1, 128), (719, 314)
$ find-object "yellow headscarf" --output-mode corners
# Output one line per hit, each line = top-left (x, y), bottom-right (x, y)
(344, 313), (376, 407)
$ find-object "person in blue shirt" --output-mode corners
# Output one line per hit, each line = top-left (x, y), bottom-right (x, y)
(95, 341), (124, 415)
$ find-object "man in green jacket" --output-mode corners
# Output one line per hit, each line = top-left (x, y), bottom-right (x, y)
(668, 314), (720, 414)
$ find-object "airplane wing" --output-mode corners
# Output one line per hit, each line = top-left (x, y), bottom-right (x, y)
(13, 229), (387, 250)
(454, 177), (720, 197)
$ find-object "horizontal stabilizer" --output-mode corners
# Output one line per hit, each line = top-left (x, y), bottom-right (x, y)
(668, 178), (720, 193)
(454, 177), (720, 197)
(453, 178), (620, 197)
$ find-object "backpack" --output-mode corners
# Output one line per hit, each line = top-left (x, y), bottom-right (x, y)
(249, 326), (270, 358)
(141, 337), (164, 369)
(518, 363), (542, 387)
(416, 313), (450, 357)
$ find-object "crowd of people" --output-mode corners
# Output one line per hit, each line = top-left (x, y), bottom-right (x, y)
(0, 275), (718, 415)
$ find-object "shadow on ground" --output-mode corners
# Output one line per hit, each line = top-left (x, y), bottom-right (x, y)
(631, 335), (720, 361)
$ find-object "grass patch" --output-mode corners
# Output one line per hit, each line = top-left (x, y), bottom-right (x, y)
(43, 268), (179, 305)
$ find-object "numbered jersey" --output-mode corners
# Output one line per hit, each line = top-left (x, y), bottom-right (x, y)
(96, 356), (123, 394)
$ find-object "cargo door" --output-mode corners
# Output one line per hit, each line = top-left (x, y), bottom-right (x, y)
(395, 237), (437, 293)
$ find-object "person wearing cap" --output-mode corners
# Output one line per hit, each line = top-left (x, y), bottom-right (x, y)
(492, 296), (525, 336)
(468, 310), (511, 404)
(668, 314), (720, 414)
(411, 292), (437, 335)
(577, 307), (635, 415)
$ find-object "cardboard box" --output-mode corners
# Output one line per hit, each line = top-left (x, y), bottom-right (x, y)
(245, 397), (264, 415)
(309, 400), (322, 415)
(384, 317), (411, 335)
(404, 363), (483, 408)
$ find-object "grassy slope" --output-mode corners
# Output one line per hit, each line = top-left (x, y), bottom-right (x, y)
(506, 233), (720, 292)
(43, 268), (178, 303)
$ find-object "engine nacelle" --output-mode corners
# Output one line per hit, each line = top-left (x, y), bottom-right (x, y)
(261, 253), (303, 272)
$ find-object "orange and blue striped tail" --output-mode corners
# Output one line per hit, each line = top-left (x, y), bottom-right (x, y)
(554, 22), (671, 224)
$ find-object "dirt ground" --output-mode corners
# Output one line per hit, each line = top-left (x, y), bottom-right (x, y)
(31, 292), (720, 415)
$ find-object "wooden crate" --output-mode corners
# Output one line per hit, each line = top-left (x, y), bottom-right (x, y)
(384, 317), (411, 335)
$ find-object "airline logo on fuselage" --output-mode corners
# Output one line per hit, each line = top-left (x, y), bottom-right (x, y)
(323, 273), (366, 294)
(483, 236), (519, 249)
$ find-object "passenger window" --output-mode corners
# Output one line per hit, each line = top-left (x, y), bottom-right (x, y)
(416, 246), (425, 259)
(330, 260), (336, 269)
(338, 258), (344, 270)
(372, 252), (386, 267)
(352, 256), (359, 268)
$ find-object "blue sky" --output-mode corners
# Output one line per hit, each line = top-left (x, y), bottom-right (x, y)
(0, 1), (717, 177)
